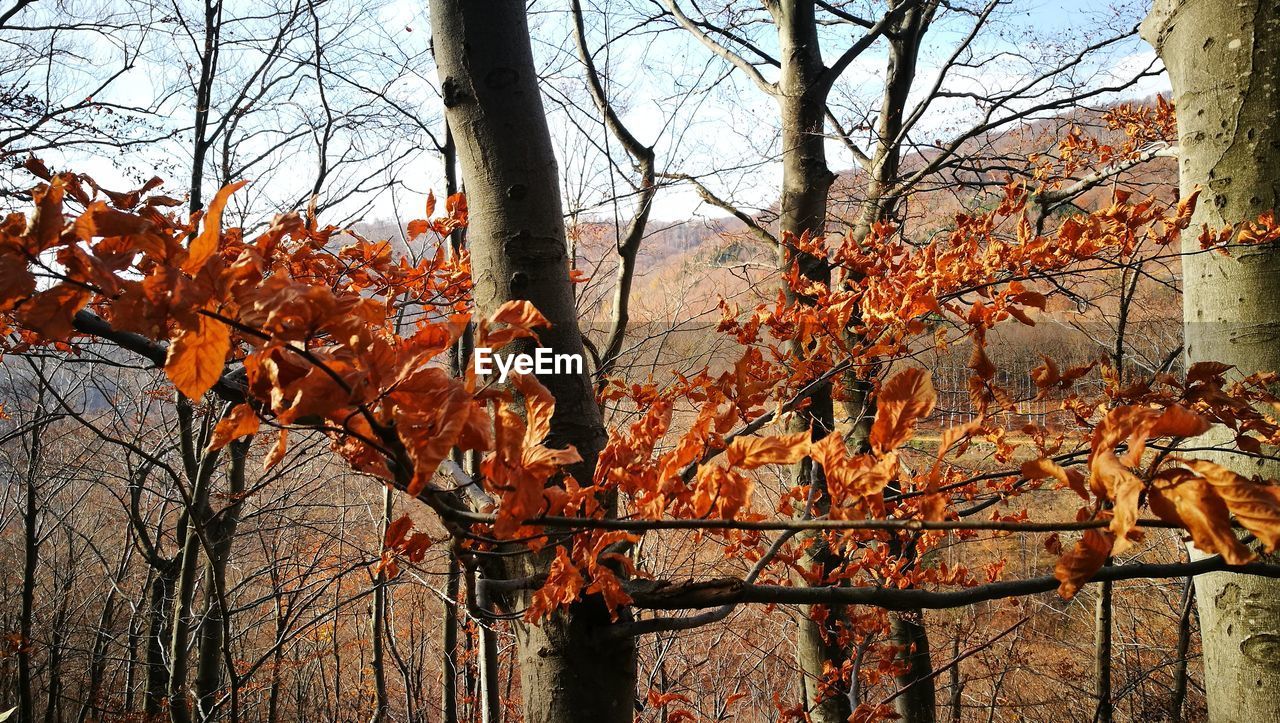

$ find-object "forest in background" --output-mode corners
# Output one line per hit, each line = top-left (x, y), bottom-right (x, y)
(1, 0), (1278, 722)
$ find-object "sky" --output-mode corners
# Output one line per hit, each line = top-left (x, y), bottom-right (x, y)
(12, 0), (1170, 229)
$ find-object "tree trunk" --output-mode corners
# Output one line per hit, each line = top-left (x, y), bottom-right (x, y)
(773, 5), (849, 721)
(859, 7), (939, 718)
(18, 407), (42, 723)
(1094, 579), (1113, 722)
(1171, 576), (1195, 723)
(947, 631), (963, 722)
(168, 521), (202, 723)
(194, 439), (248, 720)
(78, 537), (133, 722)
(1142, 1), (1280, 719)
(147, 568), (177, 716)
(428, 2), (637, 721)
(169, 445), (222, 723)
(889, 612), (937, 723)
(441, 552), (461, 723)
(369, 486), (391, 723)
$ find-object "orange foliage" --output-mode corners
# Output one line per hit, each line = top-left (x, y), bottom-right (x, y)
(4, 141), (1280, 642)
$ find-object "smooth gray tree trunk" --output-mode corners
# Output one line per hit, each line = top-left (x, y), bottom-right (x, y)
(1142, 1), (1280, 719)
(428, 2), (637, 721)
(772, 5), (851, 721)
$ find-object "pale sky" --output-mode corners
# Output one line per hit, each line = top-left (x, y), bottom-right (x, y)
(19, 0), (1169, 229)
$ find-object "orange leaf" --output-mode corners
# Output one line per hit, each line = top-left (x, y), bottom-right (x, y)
(512, 373), (555, 447)
(445, 192), (467, 226)
(1054, 528), (1113, 598)
(489, 299), (549, 330)
(1186, 460), (1280, 552)
(1187, 361), (1232, 384)
(264, 428), (288, 470)
(1021, 457), (1089, 501)
(478, 300), (550, 349)
(73, 201), (154, 241)
(1150, 405), (1210, 439)
(693, 465), (754, 518)
(210, 404), (259, 451)
(28, 179), (65, 253)
(725, 431), (811, 469)
(870, 369), (936, 453)
(0, 250), (35, 312)
(185, 180), (246, 274)
(526, 547), (583, 621)
(17, 284), (89, 340)
(165, 310), (230, 399)
(384, 515), (413, 548)
(1091, 449), (1144, 553)
(1150, 468), (1254, 564)
(406, 219), (430, 238)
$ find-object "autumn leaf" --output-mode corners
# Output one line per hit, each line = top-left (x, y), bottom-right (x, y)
(184, 180), (247, 274)
(584, 565), (633, 622)
(484, 394), (582, 538)
(27, 179), (65, 253)
(1185, 460), (1280, 552)
(16, 284), (89, 340)
(1055, 528), (1114, 598)
(384, 514), (413, 548)
(0, 251), (35, 312)
(73, 201), (154, 241)
(809, 433), (897, 504)
(968, 340), (997, 381)
(1150, 468), (1254, 564)
(264, 429), (288, 471)
(479, 300), (550, 349)
(512, 373), (555, 447)
(1187, 361), (1232, 385)
(490, 299), (549, 330)
(1030, 355), (1060, 390)
(1092, 405), (1160, 467)
(165, 310), (231, 399)
(1022, 457), (1089, 500)
(445, 192), (467, 226)
(693, 465), (754, 519)
(210, 404), (260, 450)
(406, 219), (430, 238)
(725, 431), (810, 469)
(526, 547), (584, 621)
(1150, 405), (1211, 439)
(1091, 449), (1144, 553)
(396, 372), (475, 496)
(870, 368), (936, 454)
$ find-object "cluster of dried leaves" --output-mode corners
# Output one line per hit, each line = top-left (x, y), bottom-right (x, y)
(3, 145), (1280, 630)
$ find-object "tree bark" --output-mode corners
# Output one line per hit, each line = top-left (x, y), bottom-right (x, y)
(772, 5), (850, 721)
(168, 440), (223, 723)
(1142, 1), (1280, 719)
(1171, 576), (1195, 723)
(441, 552), (461, 723)
(1093, 579), (1113, 722)
(853, 6), (939, 716)
(889, 612), (937, 723)
(369, 486), (391, 723)
(18, 407), (43, 723)
(147, 568), (177, 716)
(428, 2), (637, 721)
(193, 438), (248, 720)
